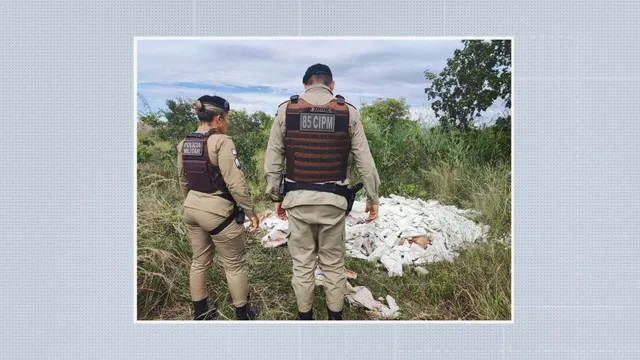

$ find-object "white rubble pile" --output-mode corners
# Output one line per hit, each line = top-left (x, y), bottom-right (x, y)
(258, 194), (489, 277)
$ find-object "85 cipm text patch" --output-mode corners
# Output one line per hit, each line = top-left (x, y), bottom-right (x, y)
(299, 113), (336, 132)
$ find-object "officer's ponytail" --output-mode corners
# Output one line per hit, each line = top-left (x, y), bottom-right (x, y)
(192, 100), (204, 112)
(192, 100), (225, 123)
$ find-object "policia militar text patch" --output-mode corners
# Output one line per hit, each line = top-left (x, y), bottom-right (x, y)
(182, 140), (204, 156)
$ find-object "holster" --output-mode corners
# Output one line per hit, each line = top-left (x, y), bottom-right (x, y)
(346, 183), (364, 214)
(234, 206), (245, 224)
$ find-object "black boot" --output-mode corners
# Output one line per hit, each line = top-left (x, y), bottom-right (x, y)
(235, 304), (258, 320)
(193, 298), (217, 320)
(296, 310), (313, 320)
(328, 308), (343, 320)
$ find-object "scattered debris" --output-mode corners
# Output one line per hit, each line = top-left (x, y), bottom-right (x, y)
(258, 211), (290, 247)
(261, 229), (288, 248)
(313, 267), (398, 319)
(413, 266), (429, 276)
(345, 282), (400, 319)
(256, 195), (490, 277)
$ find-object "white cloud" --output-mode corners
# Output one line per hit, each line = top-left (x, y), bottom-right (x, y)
(136, 39), (507, 122)
(137, 39), (454, 89)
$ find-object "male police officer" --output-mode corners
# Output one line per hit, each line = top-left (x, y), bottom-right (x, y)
(264, 64), (381, 320)
(177, 95), (259, 320)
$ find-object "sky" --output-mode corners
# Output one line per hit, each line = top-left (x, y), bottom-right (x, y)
(136, 39), (508, 126)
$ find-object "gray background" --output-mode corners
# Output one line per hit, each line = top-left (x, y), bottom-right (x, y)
(1, 0), (638, 359)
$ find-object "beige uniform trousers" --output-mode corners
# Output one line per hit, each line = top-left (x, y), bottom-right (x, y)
(182, 207), (249, 307)
(287, 204), (347, 313)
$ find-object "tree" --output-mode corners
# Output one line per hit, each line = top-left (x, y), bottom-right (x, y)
(158, 98), (199, 142)
(225, 110), (275, 181)
(136, 96), (200, 142)
(252, 111), (274, 138)
(137, 93), (163, 130)
(360, 98), (411, 135)
(424, 40), (511, 130)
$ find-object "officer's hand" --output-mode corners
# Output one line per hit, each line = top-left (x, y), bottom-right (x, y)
(250, 216), (259, 232)
(365, 203), (379, 223)
(275, 202), (287, 220)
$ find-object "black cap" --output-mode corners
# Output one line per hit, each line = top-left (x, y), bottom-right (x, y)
(303, 63), (332, 84)
(198, 95), (230, 112)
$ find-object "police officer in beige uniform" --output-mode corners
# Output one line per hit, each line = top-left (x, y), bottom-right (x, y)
(264, 64), (381, 320)
(177, 95), (260, 320)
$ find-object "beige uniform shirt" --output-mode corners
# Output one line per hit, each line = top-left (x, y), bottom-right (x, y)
(264, 83), (381, 210)
(177, 126), (256, 219)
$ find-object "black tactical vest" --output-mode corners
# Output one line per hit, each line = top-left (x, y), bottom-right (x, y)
(181, 130), (229, 194)
(283, 96), (351, 183)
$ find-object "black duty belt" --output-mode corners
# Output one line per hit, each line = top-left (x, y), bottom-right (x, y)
(283, 181), (364, 215)
(284, 182), (351, 198)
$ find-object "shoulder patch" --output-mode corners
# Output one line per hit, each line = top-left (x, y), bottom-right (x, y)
(230, 147), (242, 169)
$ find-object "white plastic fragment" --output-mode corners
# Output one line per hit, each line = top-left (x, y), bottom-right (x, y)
(385, 295), (400, 314)
(261, 229), (288, 248)
(380, 253), (403, 277)
(344, 283), (400, 319)
(314, 269), (400, 319)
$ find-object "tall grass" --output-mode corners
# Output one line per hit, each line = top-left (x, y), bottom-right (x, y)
(136, 100), (511, 320)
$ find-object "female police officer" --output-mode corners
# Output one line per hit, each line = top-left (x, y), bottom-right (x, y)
(177, 95), (259, 320)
